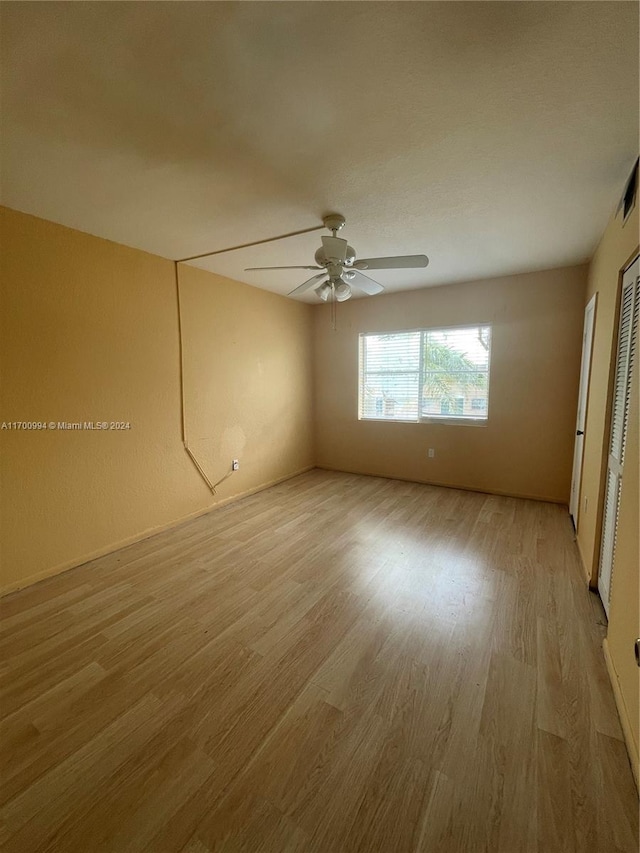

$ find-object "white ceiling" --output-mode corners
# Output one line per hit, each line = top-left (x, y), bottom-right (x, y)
(1, 2), (638, 301)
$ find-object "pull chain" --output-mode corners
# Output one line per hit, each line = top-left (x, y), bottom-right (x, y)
(330, 282), (337, 331)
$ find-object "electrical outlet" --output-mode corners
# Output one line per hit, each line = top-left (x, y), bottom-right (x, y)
(232, 459), (239, 471)
(428, 448), (435, 458)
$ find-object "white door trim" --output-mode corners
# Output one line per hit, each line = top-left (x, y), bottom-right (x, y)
(569, 293), (596, 527)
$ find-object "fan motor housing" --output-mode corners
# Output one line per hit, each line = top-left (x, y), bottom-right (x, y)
(315, 245), (356, 267)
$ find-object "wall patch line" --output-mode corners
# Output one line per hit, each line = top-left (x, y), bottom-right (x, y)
(175, 260), (236, 497)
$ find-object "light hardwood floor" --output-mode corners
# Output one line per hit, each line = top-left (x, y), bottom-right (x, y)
(1, 470), (638, 852)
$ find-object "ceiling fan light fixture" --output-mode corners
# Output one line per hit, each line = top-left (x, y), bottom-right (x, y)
(315, 281), (331, 302)
(334, 281), (352, 302)
(250, 214), (428, 305)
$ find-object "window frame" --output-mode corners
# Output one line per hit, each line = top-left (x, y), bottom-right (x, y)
(358, 323), (491, 426)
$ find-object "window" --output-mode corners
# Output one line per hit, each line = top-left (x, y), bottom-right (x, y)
(359, 325), (491, 422)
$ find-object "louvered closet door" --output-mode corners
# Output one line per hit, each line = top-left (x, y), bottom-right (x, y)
(598, 256), (639, 617)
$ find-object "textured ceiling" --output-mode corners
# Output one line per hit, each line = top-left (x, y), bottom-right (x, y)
(1, 2), (638, 300)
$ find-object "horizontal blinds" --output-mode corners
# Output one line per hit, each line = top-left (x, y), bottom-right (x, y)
(361, 332), (421, 420)
(360, 326), (491, 421)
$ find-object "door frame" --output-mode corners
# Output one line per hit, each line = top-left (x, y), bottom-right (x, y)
(569, 293), (597, 528)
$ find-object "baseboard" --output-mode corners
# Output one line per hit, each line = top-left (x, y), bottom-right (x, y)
(602, 637), (640, 792)
(315, 465), (567, 505)
(0, 465), (315, 597)
(575, 535), (596, 589)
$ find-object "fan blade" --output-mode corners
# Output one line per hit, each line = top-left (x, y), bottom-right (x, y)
(245, 265), (322, 271)
(321, 236), (348, 263)
(348, 269), (384, 295)
(288, 273), (328, 296)
(354, 254), (429, 270)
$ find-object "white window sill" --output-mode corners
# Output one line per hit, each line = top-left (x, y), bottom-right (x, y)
(359, 416), (488, 427)
(419, 416), (488, 427)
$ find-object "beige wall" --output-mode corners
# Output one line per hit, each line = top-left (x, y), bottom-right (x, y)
(314, 265), (587, 503)
(178, 263), (315, 499)
(577, 201), (639, 777)
(0, 207), (314, 592)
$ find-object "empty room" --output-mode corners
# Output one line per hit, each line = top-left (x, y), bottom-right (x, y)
(1, 2), (639, 851)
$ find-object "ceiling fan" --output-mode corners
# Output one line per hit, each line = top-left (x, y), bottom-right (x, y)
(245, 214), (429, 302)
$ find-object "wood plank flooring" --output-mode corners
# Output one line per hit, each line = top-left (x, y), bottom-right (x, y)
(1, 470), (637, 852)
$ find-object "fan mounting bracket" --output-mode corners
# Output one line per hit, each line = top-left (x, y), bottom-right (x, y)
(323, 214), (346, 234)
